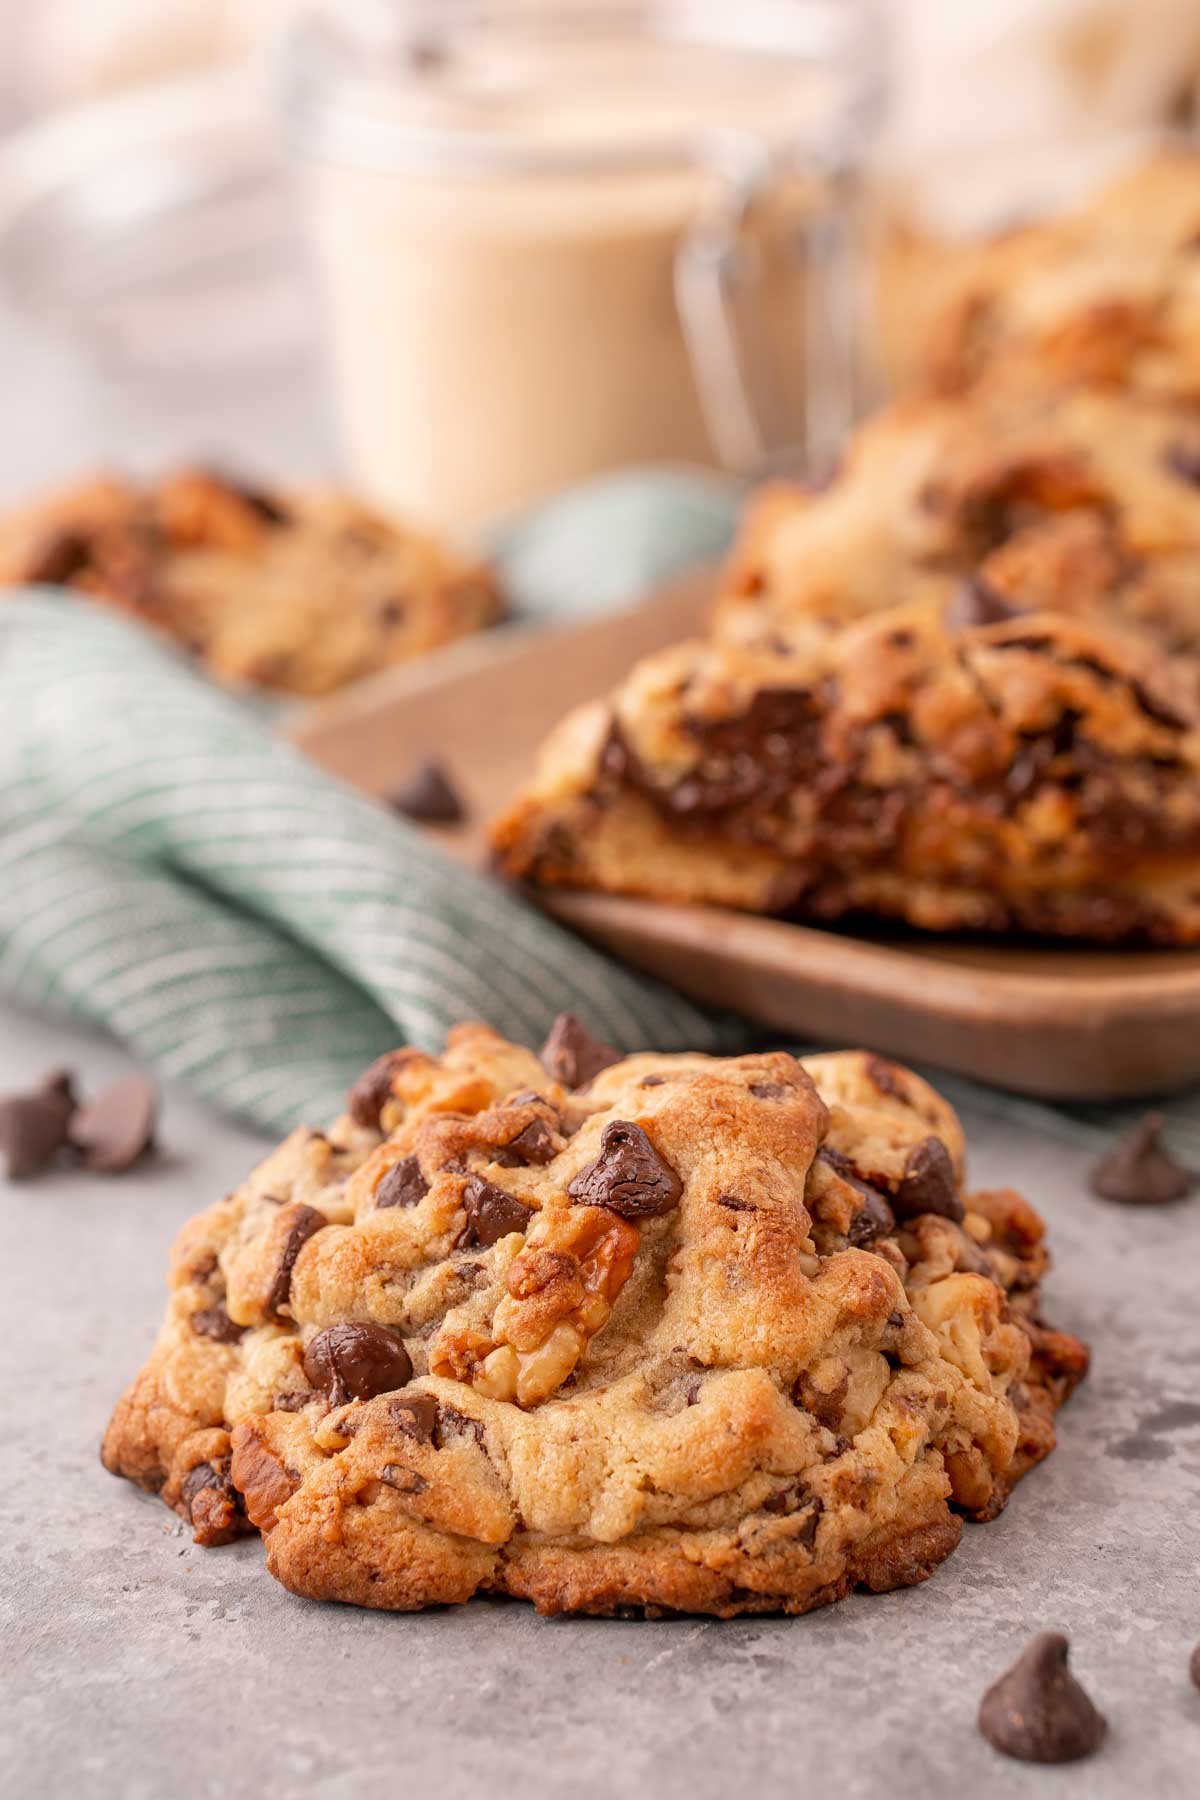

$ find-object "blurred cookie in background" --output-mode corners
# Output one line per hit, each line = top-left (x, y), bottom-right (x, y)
(0, 467), (503, 697)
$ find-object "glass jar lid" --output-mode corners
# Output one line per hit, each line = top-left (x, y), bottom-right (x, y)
(282, 0), (888, 178)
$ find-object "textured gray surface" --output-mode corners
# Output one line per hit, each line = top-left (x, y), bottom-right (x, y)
(3, 999), (1199, 1800)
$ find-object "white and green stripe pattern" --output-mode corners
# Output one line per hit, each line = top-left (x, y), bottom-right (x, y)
(0, 594), (737, 1133)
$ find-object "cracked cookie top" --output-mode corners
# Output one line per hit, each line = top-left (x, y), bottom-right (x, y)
(104, 1021), (1087, 1617)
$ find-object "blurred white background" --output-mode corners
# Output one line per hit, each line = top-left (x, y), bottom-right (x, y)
(0, 0), (1198, 509)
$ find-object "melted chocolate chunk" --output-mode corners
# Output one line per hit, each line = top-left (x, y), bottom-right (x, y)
(539, 1012), (620, 1088)
(189, 1305), (244, 1345)
(375, 1154), (429, 1210)
(1089, 1113), (1195, 1206)
(0, 1070), (76, 1180)
(347, 1050), (407, 1129)
(272, 1390), (311, 1412)
(674, 687), (822, 817)
(265, 1205), (328, 1316)
(303, 1322), (413, 1406)
(389, 1391), (440, 1444)
(716, 1193), (758, 1213)
(69, 1073), (158, 1173)
(894, 1137), (964, 1222)
(389, 759), (466, 824)
(460, 1174), (534, 1246)
(1190, 1643), (1200, 1693)
(946, 575), (1018, 630)
(977, 1632), (1107, 1764)
(567, 1119), (683, 1219)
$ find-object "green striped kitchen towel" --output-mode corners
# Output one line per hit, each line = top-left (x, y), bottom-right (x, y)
(0, 588), (748, 1134)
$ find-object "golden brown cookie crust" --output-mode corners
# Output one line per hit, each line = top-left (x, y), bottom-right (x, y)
(103, 1024), (1087, 1617)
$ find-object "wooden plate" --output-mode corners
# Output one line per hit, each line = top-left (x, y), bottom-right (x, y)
(290, 574), (1200, 1100)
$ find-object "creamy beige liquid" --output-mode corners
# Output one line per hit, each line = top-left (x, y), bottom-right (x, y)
(301, 28), (849, 528)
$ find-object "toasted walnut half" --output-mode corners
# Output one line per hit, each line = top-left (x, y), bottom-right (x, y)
(430, 1204), (638, 1405)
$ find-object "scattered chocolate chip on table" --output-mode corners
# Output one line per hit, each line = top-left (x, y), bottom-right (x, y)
(1089, 1113), (1196, 1206)
(0, 1070), (77, 1180)
(69, 1074), (159, 1175)
(389, 758), (468, 824)
(978, 1631), (1107, 1764)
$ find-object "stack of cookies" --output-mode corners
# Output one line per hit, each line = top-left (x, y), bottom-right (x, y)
(494, 150), (1200, 947)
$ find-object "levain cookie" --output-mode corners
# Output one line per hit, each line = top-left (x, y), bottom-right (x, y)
(0, 467), (501, 697)
(103, 1020), (1087, 1617)
(492, 605), (1200, 944)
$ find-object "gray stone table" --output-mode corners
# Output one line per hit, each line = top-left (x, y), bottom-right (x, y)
(0, 226), (1197, 1800)
(2, 998), (1198, 1800)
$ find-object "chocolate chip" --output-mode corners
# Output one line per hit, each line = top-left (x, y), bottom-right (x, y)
(460, 1174), (534, 1246)
(750, 1081), (788, 1099)
(818, 1146), (897, 1244)
(847, 1186), (897, 1246)
(491, 1119), (557, 1167)
(190, 1306), (244, 1345)
(863, 1055), (908, 1103)
(389, 759), (466, 824)
(68, 1073), (157, 1173)
(716, 1193), (758, 1212)
(640, 1075), (666, 1087)
(978, 1632), (1107, 1764)
(272, 1390), (311, 1412)
(893, 1137), (964, 1222)
(303, 1322), (413, 1406)
(380, 1463), (429, 1494)
(567, 1119), (683, 1219)
(265, 1204), (328, 1316)
(0, 1070), (76, 1179)
(375, 1154), (429, 1209)
(1165, 440), (1200, 487)
(539, 1012), (621, 1088)
(388, 1391), (439, 1443)
(945, 575), (1017, 630)
(1089, 1113), (1195, 1205)
(23, 527), (92, 586)
(347, 1050), (407, 1129)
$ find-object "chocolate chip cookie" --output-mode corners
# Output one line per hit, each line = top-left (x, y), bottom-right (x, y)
(103, 1021), (1087, 1616)
(0, 468), (502, 696)
(891, 149), (1200, 405)
(493, 601), (1200, 943)
(716, 385), (1200, 675)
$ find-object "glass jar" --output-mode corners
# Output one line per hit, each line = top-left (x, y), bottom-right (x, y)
(283, 0), (886, 528)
